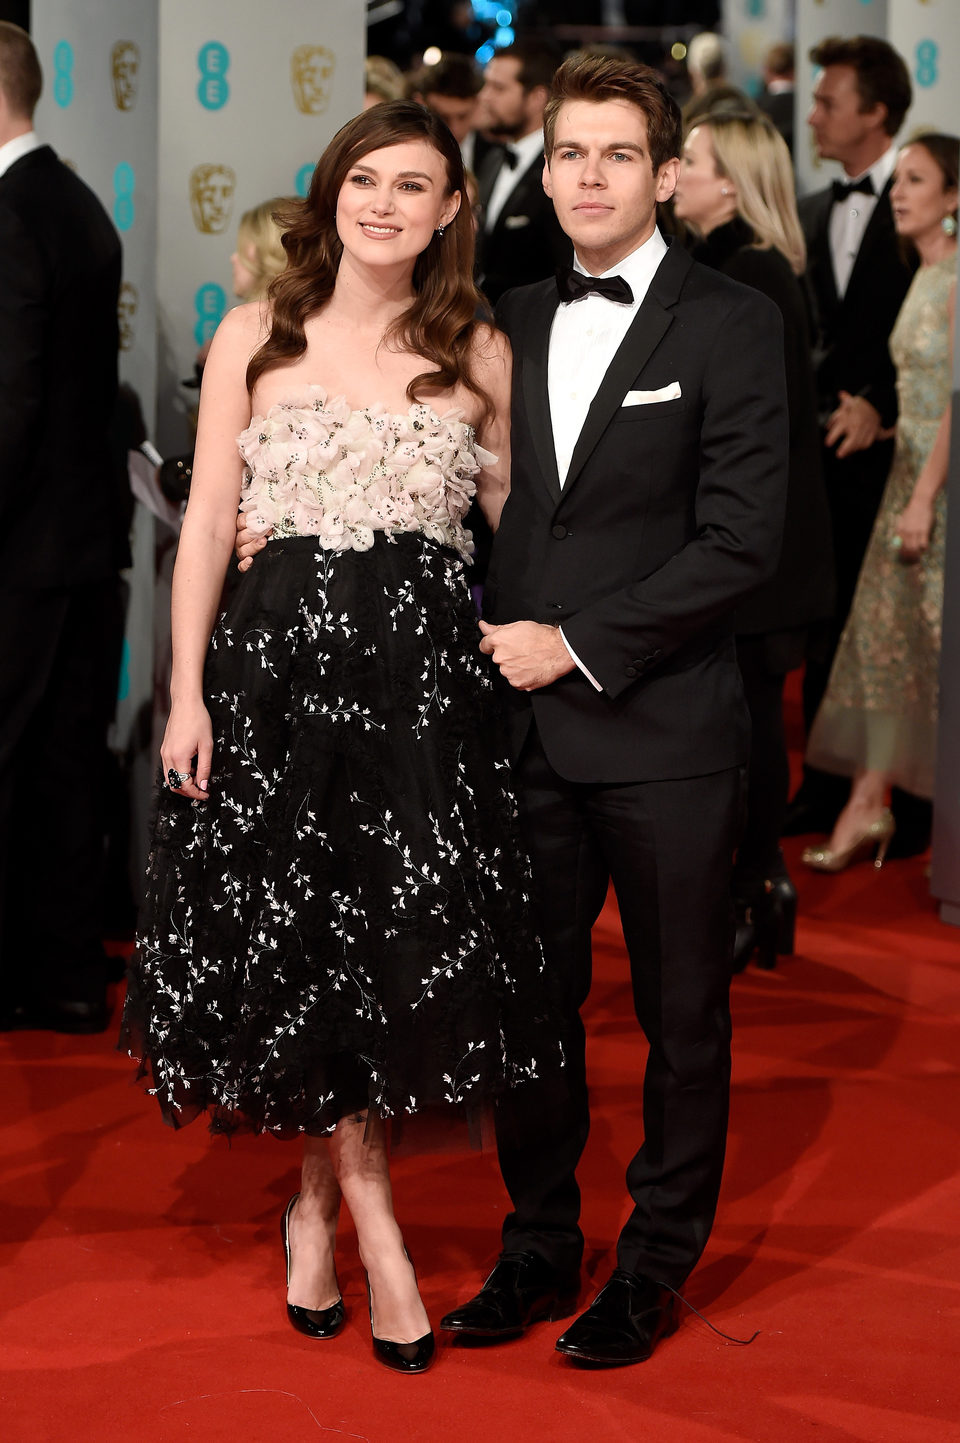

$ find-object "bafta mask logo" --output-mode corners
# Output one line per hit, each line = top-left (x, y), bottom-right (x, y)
(189, 163), (236, 235)
(118, 282), (138, 351)
(291, 45), (335, 115)
(111, 40), (140, 111)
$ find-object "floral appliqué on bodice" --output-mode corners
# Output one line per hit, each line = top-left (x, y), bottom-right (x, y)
(237, 388), (494, 562)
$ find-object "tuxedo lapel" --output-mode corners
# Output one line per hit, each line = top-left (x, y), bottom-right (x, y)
(842, 181), (895, 310)
(561, 243), (690, 496)
(519, 284), (562, 501)
(810, 191), (839, 311)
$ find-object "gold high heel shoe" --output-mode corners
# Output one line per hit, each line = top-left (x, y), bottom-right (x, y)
(801, 810), (895, 873)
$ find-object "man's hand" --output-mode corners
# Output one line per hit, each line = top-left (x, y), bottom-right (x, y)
(825, 391), (882, 458)
(478, 619), (575, 691)
(236, 510), (269, 572)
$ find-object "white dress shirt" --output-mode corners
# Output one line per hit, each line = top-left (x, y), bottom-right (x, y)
(548, 227), (669, 688)
(484, 127), (545, 232)
(828, 144), (897, 298)
(0, 129), (42, 181)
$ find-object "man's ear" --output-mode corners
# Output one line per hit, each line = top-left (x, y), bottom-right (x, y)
(656, 157), (681, 203)
(542, 155), (553, 199)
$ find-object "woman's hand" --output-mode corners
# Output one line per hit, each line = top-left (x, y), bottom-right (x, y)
(160, 700), (214, 800)
(894, 493), (935, 563)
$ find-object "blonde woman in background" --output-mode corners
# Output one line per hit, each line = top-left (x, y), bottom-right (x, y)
(674, 109), (833, 968)
(230, 197), (292, 302)
(364, 54), (405, 107)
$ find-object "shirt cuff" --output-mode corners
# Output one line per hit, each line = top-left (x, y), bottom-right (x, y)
(559, 627), (603, 692)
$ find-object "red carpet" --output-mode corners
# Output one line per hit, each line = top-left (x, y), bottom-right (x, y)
(3, 688), (960, 1441)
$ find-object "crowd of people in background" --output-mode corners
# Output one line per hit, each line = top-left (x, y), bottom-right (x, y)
(0, 16), (956, 1076)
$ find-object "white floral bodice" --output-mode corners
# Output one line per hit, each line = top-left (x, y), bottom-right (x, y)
(237, 387), (494, 561)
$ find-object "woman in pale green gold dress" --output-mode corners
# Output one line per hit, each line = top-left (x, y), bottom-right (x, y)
(804, 134), (958, 871)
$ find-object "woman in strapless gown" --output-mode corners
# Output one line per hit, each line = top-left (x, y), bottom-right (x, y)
(120, 102), (556, 1372)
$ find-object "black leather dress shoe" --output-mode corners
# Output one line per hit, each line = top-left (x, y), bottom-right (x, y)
(440, 1251), (579, 1339)
(555, 1269), (678, 1366)
(0, 997), (110, 1034)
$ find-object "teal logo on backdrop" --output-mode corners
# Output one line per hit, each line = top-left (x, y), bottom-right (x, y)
(117, 638), (131, 703)
(915, 40), (938, 89)
(197, 41), (230, 109)
(745, 0), (765, 18)
(114, 162), (136, 231)
(194, 283), (227, 346)
(295, 163), (315, 198)
(53, 40), (74, 108)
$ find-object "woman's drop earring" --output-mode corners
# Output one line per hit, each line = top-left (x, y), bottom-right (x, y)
(942, 214), (957, 237)
(436, 224), (446, 239)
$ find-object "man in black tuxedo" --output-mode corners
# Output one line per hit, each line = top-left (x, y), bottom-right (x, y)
(475, 40), (571, 305)
(784, 36), (920, 846)
(0, 24), (126, 1031)
(440, 53), (788, 1365)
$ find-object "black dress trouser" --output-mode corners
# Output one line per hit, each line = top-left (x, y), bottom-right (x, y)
(494, 725), (742, 1290)
(0, 581), (124, 1007)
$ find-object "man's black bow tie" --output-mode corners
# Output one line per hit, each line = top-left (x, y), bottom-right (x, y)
(501, 145), (519, 170)
(556, 267), (634, 305)
(832, 175), (875, 202)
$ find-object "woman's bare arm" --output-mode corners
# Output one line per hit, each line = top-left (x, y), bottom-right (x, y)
(471, 325), (512, 533)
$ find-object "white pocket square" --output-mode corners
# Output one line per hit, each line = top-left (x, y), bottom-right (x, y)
(504, 214), (530, 229)
(621, 382), (682, 406)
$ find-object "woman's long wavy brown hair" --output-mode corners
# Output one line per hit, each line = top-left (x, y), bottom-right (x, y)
(246, 101), (492, 422)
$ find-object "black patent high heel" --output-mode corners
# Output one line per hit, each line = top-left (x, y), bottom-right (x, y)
(282, 1193), (345, 1340)
(364, 1254), (435, 1373)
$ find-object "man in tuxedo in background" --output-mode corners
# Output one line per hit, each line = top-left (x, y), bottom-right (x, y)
(784, 36), (922, 850)
(475, 40), (571, 304)
(0, 23), (127, 1032)
(441, 53), (788, 1366)
(414, 52), (493, 179)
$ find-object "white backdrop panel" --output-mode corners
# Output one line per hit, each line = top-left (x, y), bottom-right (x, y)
(155, 0), (364, 451)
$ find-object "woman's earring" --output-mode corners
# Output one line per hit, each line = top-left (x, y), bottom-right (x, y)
(942, 214), (958, 237)
(436, 224), (446, 239)
(720, 187), (730, 196)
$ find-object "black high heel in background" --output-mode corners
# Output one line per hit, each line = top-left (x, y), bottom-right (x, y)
(733, 875), (797, 972)
(364, 1255), (435, 1373)
(282, 1193), (345, 1340)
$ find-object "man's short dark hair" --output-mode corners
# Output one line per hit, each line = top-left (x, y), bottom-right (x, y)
(421, 54), (482, 101)
(492, 40), (561, 96)
(543, 51), (682, 174)
(0, 21), (42, 119)
(810, 35), (912, 136)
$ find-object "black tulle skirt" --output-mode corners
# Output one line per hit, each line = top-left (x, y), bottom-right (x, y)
(120, 532), (560, 1137)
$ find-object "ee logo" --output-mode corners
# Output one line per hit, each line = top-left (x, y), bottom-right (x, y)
(915, 41), (938, 89)
(295, 163), (315, 198)
(197, 41), (230, 110)
(194, 283), (227, 346)
(745, 0), (765, 18)
(114, 162), (136, 232)
(53, 40), (74, 108)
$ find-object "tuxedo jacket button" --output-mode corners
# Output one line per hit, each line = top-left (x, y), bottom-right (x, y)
(551, 524), (568, 539)
(625, 665), (638, 678)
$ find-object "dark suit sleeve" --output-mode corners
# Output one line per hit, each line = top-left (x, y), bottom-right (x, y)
(561, 289), (789, 700)
(0, 202), (45, 504)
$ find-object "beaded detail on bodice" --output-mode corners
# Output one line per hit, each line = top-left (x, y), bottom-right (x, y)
(237, 387), (494, 562)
